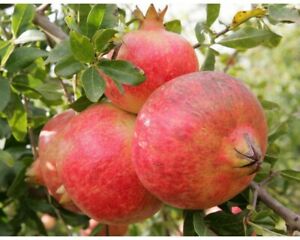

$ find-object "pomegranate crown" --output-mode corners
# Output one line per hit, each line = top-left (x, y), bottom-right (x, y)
(133, 4), (168, 28)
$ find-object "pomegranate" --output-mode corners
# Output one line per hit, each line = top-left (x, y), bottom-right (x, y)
(41, 214), (56, 230)
(38, 109), (79, 212)
(103, 4), (199, 113)
(132, 71), (268, 209)
(53, 103), (161, 224)
(80, 219), (128, 236)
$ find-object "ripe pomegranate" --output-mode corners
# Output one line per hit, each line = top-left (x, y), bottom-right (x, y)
(80, 219), (128, 236)
(103, 4), (199, 113)
(132, 71), (268, 209)
(38, 109), (79, 212)
(52, 103), (161, 224)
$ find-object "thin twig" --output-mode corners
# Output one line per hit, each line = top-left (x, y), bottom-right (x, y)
(111, 44), (122, 60)
(215, 25), (231, 39)
(33, 4), (67, 43)
(23, 96), (38, 160)
(59, 78), (74, 104)
(250, 181), (300, 234)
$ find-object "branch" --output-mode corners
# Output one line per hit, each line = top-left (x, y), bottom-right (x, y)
(58, 78), (74, 104)
(23, 96), (38, 160)
(33, 4), (67, 43)
(250, 181), (300, 234)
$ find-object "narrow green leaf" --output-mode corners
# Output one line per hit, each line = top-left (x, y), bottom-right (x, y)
(1, 43), (15, 67)
(98, 60), (145, 86)
(280, 170), (300, 182)
(12, 4), (35, 37)
(0, 150), (14, 167)
(218, 27), (282, 50)
(5, 47), (47, 72)
(70, 31), (94, 63)
(183, 210), (197, 236)
(0, 118), (11, 139)
(64, 15), (80, 32)
(86, 4), (106, 37)
(14, 29), (46, 45)
(195, 22), (207, 44)
(36, 82), (63, 101)
(202, 48), (216, 71)
(4, 93), (27, 141)
(193, 211), (208, 236)
(90, 223), (104, 236)
(248, 221), (283, 236)
(268, 121), (288, 144)
(81, 67), (105, 102)
(7, 165), (26, 197)
(164, 20), (182, 34)
(55, 56), (85, 78)
(46, 40), (72, 64)
(0, 77), (11, 112)
(260, 99), (280, 110)
(206, 4), (220, 27)
(69, 96), (93, 112)
(92, 29), (117, 52)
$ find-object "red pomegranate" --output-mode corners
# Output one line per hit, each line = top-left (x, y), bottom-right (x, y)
(80, 219), (128, 236)
(53, 103), (161, 224)
(132, 71), (268, 209)
(38, 109), (79, 212)
(103, 4), (199, 113)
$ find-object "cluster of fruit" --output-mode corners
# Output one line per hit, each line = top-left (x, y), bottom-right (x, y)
(27, 5), (268, 235)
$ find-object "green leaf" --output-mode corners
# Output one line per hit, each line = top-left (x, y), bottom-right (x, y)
(280, 170), (300, 182)
(46, 40), (72, 64)
(55, 56), (85, 78)
(0, 77), (11, 112)
(1, 43), (15, 67)
(98, 60), (145, 86)
(64, 15), (80, 32)
(268, 4), (300, 24)
(36, 82), (63, 101)
(205, 211), (246, 236)
(69, 95), (93, 112)
(195, 22), (207, 44)
(268, 121), (288, 144)
(58, 207), (89, 227)
(70, 31), (94, 63)
(100, 4), (119, 28)
(14, 29), (46, 45)
(164, 20), (182, 34)
(86, 4), (106, 37)
(92, 29), (117, 52)
(202, 48), (216, 70)
(0, 118), (11, 139)
(5, 47), (48, 72)
(7, 165), (27, 197)
(183, 210), (197, 236)
(12, 4), (35, 37)
(0, 150), (14, 167)
(81, 67), (105, 102)
(260, 99), (280, 110)
(193, 211), (208, 236)
(90, 223), (104, 236)
(248, 221), (283, 236)
(3, 93), (27, 142)
(206, 4), (220, 27)
(218, 27), (282, 50)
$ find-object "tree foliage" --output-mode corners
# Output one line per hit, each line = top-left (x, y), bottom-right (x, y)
(0, 3), (300, 236)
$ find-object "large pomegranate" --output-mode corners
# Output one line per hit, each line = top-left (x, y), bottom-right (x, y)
(53, 103), (162, 224)
(132, 71), (268, 209)
(38, 109), (79, 212)
(103, 4), (199, 113)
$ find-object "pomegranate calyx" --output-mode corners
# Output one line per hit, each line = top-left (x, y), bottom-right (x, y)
(234, 133), (262, 173)
(133, 4), (168, 29)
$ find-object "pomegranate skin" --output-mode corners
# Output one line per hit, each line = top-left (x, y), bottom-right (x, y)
(55, 103), (162, 224)
(38, 109), (79, 212)
(104, 21), (199, 113)
(132, 71), (268, 209)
